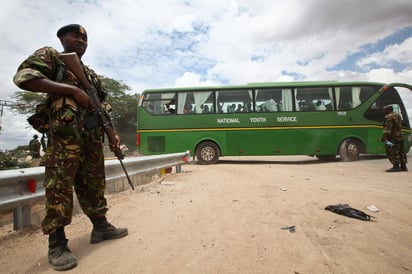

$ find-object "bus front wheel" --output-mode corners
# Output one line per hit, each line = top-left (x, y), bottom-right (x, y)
(196, 141), (220, 165)
(339, 138), (360, 161)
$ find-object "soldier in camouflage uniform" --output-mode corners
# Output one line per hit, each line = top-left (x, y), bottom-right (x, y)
(381, 105), (408, 172)
(29, 134), (41, 159)
(13, 24), (128, 271)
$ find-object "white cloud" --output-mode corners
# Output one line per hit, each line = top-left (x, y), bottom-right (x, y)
(175, 72), (218, 87)
(357, 37), (412, 68)
(0, 110), (37, 150)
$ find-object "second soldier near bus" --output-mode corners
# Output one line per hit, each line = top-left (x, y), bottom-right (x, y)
(381, 105), (408, 172)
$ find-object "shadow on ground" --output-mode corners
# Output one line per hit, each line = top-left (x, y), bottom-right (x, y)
(215, 154), (388, 165)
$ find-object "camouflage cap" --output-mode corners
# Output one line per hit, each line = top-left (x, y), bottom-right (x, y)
(57, 24), (87, 38)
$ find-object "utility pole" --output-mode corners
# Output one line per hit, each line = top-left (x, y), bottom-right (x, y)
(0, 99), (15, 133)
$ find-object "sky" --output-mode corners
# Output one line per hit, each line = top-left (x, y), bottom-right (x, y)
(1, 0), (412, 150)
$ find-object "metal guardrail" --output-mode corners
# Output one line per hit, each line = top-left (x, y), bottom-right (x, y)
(0, 151), (190, 230)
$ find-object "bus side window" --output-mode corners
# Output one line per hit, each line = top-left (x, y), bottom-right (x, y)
(144, 100), (164, 114)
(142, 101), (154, 113)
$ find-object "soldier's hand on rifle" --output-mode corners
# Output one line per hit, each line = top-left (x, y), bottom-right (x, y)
(71, 86), (90, 108)
(109, 133), (121, 151)
(19, 79), (89, 108)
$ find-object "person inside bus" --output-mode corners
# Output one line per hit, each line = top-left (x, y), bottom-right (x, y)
(202, 104), (210, 113)
(183, 103), (193, 114)
(227, 103), (236, 113)
(315, 100), (326, 111)
(244, 102), (252, 112)
(262, 99), (278, 112)
(217, 102), (224, 113)
(236, 103), (243, 112)
(165, 101), (176, 114)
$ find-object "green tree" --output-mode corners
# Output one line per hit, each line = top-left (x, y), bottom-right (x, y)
(12, 91), (47, 114)
(101, 77), (139, 151)
(11, 76), (139, 153)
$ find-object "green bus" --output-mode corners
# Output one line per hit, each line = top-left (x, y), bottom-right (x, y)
(137, 81), (412, 164)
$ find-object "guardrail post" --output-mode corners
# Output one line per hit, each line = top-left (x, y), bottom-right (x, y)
(176, 164), (182, 173)
(13, 205), (31, 230)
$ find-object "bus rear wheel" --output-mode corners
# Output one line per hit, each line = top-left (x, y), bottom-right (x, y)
(339, 138), (360, 161)
(196, 141), (220, 165)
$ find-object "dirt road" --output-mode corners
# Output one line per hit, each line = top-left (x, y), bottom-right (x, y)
(1, 155), (411, 274)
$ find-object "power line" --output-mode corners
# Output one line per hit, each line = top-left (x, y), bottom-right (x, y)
(0, 99), (16, 132)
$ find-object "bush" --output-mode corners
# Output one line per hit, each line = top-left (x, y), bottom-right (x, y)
(0, 149), (32, 170)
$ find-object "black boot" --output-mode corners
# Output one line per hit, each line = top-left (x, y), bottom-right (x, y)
(401, 164), (408, 171)
(48, 227), (77, 271)
(386, 165), (402, 172)
(90, 217), (128, 244)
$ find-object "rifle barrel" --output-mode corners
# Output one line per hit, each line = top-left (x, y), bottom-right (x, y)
(120, 159), (134, 190)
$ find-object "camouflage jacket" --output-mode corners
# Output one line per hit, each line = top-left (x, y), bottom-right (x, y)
(383, 112), (404, 143)
(29, 139), (41, 151)
(14, 47), (107, 101)
(13, 47), (111, 136)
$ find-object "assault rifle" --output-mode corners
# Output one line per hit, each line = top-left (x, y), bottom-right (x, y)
(60, 52), (134, 190)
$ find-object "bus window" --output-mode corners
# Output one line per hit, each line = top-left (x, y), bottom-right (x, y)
(216, 89), (251, 113)
(336, 86), (376, 110)
(176, 91), (213, 114)
(359, 86), (376, 103)
(255, 88), (286, 112)
(193, 91), (213, 114)
(142, 100), (154, 113)
(295, 87), (333, 111)
(141, 92), (177, 115)
(364, 86), (408, 126)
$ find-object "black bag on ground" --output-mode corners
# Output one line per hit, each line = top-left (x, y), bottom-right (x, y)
(325, 204), (374, 221)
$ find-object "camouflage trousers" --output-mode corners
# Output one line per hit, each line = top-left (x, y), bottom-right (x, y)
(385, 141), (407, 166)
(41, 132), (108, 235)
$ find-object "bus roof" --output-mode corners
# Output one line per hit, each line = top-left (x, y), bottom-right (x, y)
(142, 81), (389, 93)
